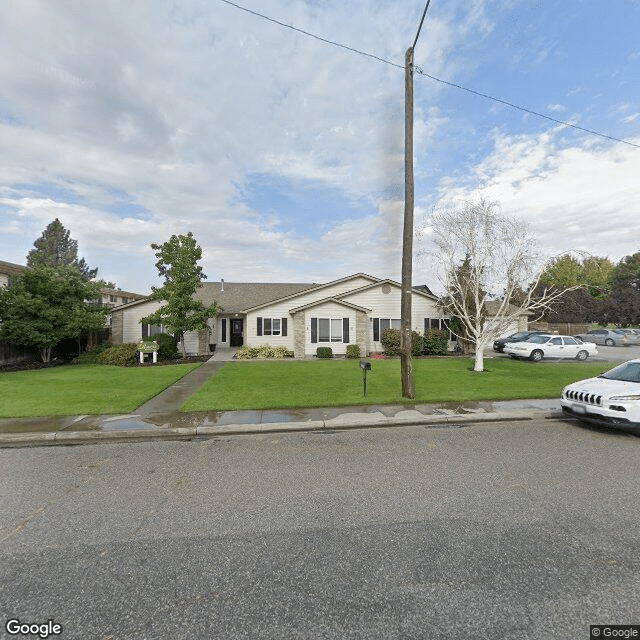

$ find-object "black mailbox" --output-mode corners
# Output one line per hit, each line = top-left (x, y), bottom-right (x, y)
(359, 360), (371, 371)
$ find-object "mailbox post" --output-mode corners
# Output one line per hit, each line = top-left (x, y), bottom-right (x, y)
(359, 359), (371, 396)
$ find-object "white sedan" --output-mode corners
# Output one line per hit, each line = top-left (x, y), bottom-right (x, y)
(561, 359), (640, 430)
(504, 334), (598, 361)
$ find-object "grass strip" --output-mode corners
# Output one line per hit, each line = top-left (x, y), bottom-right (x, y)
(181, 358), (616, 412)
(0, 364), (200, 418)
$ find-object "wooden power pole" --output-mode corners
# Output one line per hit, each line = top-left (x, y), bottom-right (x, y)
(400, 1), (431, 399)
(400, 45), (415, 399)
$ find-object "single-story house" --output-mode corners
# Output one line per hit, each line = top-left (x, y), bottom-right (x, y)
(110, 272), (452, 358)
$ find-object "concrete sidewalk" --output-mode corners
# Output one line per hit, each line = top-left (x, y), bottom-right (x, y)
(0, 354), (565, 448)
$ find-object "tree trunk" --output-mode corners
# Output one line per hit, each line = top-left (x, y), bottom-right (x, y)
(180, 334), (186, 358)
(473, 342), (486, 372)
(40, 347), (51, 363)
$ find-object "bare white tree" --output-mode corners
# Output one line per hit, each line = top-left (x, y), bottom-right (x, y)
(422, 199), (578, 372)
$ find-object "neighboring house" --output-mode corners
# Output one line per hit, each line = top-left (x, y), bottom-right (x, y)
(110, 273), (452, 358)
(0, 260), (146, 325)
(0, 260), (25, 288)
(483, 300), (529, 337)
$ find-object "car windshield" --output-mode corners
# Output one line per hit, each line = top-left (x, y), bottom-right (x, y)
(526, 335), (550, 344)
(599, 361), (640, 383)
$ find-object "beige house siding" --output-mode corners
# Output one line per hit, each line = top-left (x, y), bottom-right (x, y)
(302, 302), (359, 357)
(340, 283), (445, 353)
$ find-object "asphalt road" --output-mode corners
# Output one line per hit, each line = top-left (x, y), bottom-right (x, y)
(2, 419), (639, 640)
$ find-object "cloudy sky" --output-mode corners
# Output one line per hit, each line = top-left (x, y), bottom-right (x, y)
(1, 0), (639, 294)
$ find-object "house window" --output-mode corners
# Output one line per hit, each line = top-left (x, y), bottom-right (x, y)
(425, 318), (453, 340)
(142, 323), (164, 338)
(372, 318), (401, 341)
(110, 295), (118, 303)
(311, 318), (349, 344)
(256, 317), (288, 337)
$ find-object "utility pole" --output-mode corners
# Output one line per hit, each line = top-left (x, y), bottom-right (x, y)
(400, 1), (431, 399)
(400, 45), (415, 398)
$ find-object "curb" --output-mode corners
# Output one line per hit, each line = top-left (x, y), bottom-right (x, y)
(0, 409), (563, 448)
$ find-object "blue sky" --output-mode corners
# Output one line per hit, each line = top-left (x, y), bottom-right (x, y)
(1, 0), (639, 293)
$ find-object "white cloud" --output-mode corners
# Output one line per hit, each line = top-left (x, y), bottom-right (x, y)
(425, 127), (640, 267)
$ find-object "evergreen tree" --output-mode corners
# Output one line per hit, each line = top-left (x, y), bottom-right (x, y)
(143, 233), (219, 357)
(27, 218), (98, 280)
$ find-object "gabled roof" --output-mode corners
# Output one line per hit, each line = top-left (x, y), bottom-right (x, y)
(335, 278), (439, 302)
(289, 297), (371, 314)
(0, 260), (26, 276)
(195, 282), (316, 314)
(242, 273), (381, 313)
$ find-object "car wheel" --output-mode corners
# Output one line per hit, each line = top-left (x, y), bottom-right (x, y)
(575, 350), (588, 361)
(605, 338), (614, 346)
(529, 349), (544, 362)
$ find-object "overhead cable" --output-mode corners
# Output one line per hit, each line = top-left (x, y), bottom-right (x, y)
(218, 0), (640, 149)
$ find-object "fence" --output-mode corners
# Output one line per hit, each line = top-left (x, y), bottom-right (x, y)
(0, 341), (39, 365)
(528, 322), (589, 336)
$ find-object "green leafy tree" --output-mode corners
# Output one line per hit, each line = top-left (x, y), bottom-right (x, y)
(143, 232), (219, 357)
(0, 266), (107, 362)
(27, 218), (98, 281)
(613, 252), (640, 289)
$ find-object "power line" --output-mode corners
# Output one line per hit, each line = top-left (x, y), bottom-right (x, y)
(218, 0), (403, 70)
(217, 0), (640, 150)
(414, 67), (640, 149)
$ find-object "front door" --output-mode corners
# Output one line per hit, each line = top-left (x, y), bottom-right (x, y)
(230, 318), (244, 347)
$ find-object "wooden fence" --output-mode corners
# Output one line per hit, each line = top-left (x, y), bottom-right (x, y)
(528, 322), (590, 336)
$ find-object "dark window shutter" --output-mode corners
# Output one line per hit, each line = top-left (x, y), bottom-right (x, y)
(343, 318), (349, 343)
(257, 317), (262, 336)
(424, 318), (429, 333)
(142, 323), (149, 339)
(281, 318), (287, 337)
(373, 318), (379, 341)
(222, 319), (227, 342)
(311, 317), (318, 343)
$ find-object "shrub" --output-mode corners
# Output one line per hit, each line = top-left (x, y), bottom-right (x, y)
(97, 343), (140, 366)
(256, 346), (276, 359)
(271, 346), (292, 359)
(381, 328), (422, 356)
(149, 333), (179, 360)
(346, 344), (361, 359)
(316, 347), (333, 359)
(236, 346), (254, 360)
(237, 345), (294, 359)
(422, 329), (449, 356)
(73, 342), (113, 365)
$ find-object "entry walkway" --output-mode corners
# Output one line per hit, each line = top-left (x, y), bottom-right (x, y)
(0, 351), (569, 447)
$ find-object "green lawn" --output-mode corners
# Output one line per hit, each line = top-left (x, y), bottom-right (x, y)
(181, 357), (617, 412)
(0, 364), (200, 418)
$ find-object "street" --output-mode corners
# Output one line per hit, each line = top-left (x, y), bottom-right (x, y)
(2, 418), (639, 639)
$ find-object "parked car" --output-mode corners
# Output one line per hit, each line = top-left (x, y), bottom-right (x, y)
(504, 334), (598, 361)
(493, 330), (547, 353)
(574, 328), (631, 347)
(615, 328), (640, 344)
(561, 359), (640, 430)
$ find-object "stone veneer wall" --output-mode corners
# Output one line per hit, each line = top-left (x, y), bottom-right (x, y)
(355, 311), (368, 356)
(110, 311), (124, 345)
(198, 330), (210, 356)
(292, 312), (305, 358)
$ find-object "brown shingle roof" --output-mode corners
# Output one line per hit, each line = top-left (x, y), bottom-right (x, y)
(193, 282), (316, 313)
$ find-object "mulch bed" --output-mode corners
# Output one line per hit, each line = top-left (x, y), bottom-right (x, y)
(0, 355), (210, 372)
